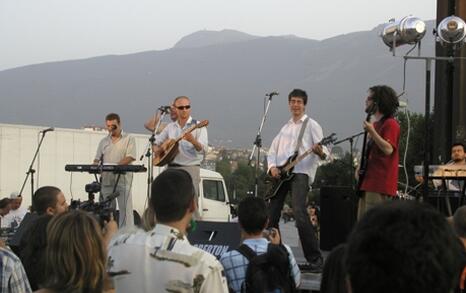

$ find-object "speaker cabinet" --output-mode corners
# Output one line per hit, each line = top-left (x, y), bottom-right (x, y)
(320, 186), (356, 251)
(187, 221), (241, 259)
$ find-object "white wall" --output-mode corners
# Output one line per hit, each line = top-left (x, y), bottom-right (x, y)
(0, 123), (161, 215)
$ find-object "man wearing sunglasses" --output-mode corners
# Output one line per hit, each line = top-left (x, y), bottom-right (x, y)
(94, 113), (137, 227)
(154, 96), (208, 199)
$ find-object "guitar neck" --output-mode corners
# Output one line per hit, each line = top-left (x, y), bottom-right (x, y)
(175, 124), (199, 143)
(283, 149), (313, 172)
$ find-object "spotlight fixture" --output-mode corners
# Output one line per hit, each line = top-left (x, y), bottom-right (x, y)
(381, 16), (426, 49)
(435, 16), (466, 46)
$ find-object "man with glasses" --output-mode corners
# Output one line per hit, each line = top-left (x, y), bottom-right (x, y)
(153, 96), (208, 199)
(94, 113), (136, 227)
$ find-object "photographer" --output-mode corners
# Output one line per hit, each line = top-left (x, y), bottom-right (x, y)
(220, 196), (301, 293)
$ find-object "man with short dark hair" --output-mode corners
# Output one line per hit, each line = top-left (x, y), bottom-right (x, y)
(31, 186), (68, 215)
(220, 196), (300, 293)
(108, 169), (228, 293)
(94, 113), (136, 227)
(346, 201), (463, 293)
(357, 85), (400, 218)
(9, 186), (68, 256)
(267, 88), (328, 271)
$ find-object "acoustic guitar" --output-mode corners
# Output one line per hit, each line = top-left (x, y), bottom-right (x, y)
(153, 120), (209, 167)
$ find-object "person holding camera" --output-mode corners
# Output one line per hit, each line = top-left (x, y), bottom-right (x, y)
(220, 196), (301, 293)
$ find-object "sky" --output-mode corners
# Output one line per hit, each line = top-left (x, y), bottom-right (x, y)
(0, 0), (437, 71)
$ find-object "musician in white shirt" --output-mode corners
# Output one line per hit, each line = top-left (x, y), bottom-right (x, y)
(153, 96), (208, 198)
(267, 89), (328, 272)
(94, 113), (136, 227)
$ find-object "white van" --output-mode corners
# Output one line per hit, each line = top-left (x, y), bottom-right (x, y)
(198, 168), (232, 222)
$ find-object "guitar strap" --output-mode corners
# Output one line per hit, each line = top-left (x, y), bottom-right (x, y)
(294, 117), (309, 155)
(189, 119), (198, 138)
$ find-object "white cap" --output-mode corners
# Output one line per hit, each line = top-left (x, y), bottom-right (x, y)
(9, 191), (21, 199)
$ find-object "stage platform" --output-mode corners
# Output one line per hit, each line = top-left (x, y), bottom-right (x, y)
(280, 220), (325, 292)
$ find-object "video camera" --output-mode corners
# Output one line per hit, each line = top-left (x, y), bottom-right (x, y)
(70, 181), (119, 226)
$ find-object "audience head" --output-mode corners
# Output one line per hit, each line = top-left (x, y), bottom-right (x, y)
(237, 196), (268, 235)
(0, 198), (11, 216)
(320, 244), (347, 293)
(346, 201), (463, 293)
(32, 186), (68, 215)
(43, 210), (106, 293)
(150, 169), (196, 224)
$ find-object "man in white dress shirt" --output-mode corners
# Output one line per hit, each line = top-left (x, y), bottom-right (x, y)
(267, 88), (328, 272)
(153, 96), (208, 198)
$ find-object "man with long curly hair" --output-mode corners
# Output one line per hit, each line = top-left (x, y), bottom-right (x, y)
(356, 85), (400, 219)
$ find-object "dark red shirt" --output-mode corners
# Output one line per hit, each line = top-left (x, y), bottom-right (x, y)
(361, 117), (400, 196)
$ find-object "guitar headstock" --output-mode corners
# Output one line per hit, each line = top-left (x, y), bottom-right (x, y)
(197, 120), (209, 128)
(319, 133), (337, 146)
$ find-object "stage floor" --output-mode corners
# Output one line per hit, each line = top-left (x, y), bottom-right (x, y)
(280, 219), (325, 291)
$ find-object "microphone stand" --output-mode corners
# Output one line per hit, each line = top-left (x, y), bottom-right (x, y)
(19, 130), (51, 203)
(248, 92), (276, 197)
(333, 131), (365, 191)
(141, 108), (168, 202)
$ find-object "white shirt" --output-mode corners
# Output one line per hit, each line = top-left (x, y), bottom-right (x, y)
(267, 114), (328, 184)
(155, 116), (208, 166)
(2, 207), (27, 228)
(108, 224), (229, 293)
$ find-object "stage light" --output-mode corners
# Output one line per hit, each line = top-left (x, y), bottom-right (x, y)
(436, 16), (466, 45)
(381, 16), (426, 49)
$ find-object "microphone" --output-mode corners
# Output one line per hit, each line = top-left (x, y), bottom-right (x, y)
(158, 106), (171, 113)
(266, 91), (279, 97)
(40, 127), (54, 133)
(398, 100), (408, 108)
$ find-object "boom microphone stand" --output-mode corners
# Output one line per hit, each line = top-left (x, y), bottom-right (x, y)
(140, 107), (169, 202)
(248, 91), (278, 197)
(19, 127), (54, 203)
(333, 131), (364, 190)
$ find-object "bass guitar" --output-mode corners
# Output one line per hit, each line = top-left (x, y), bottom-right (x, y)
(356, 104), (376, 196)
(264, 133), (337, 200)
(153, 120), (209, 167)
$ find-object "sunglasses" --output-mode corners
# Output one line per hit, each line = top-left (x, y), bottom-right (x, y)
(176, 105), (191, 110)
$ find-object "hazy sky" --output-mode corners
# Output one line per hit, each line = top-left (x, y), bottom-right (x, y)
(1, 0), (436, 71)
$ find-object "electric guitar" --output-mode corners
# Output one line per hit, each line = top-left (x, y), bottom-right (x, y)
(152, 120), (209, 167)
(357, 105), (376, 196)
(264, 133), (337, 200)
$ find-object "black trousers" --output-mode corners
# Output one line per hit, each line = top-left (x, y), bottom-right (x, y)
(268, 173), (322, 263)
